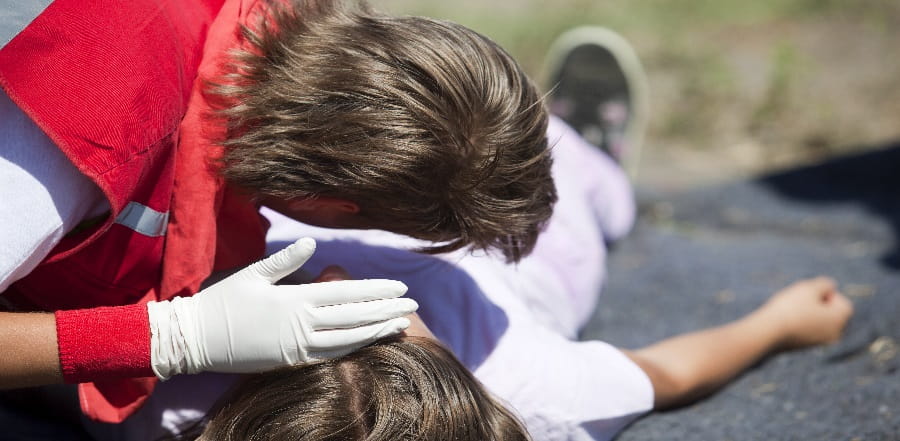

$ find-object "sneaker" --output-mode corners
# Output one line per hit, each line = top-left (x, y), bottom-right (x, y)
(543, 26), (649, 177)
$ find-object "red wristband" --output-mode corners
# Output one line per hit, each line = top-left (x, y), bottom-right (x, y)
(55, 303), (154, 383)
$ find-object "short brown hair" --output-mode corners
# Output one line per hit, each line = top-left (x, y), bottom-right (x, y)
(215, 0), (556, 262)
(195, 337), (531, 440)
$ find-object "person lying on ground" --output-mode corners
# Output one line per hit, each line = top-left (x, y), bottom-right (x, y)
(89, 113), (853, 441)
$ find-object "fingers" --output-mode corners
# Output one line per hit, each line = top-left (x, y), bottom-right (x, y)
(815, 288), (854, 342)
(788, 276), (837, 294)
(309, 298), (419, 330)
(803, 276), (837, 294)
(286, 279), (408, 306)
(813, 278), (852, 319)
(805, 277), (852, 317)
(308, 317), (412, 355)
(247, 238), (317, 283)
(809, 278), (853, 319)
(829, 291), (854, 318)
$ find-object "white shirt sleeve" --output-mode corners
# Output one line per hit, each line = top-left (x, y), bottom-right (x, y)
(0, 89), (109, 294)
(455, 258), (653, 441)
(474, 318), (654, 441)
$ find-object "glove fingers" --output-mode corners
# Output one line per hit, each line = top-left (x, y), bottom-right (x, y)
(307, 317), (411, 352)
(292, 279), (408, 306)
(249, 237), (317, 283)
(310, 298), (418, 330)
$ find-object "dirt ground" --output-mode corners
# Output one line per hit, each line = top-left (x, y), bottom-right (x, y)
(636, 15), (900, 190)
(379, 0), (900, 190)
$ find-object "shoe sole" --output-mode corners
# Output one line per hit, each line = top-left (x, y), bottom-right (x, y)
(543, 26), (650, 178)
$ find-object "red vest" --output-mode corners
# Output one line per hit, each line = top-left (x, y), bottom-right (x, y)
(0, 0), (267, 422)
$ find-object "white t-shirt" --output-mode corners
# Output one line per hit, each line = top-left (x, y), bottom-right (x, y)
(84, 116), (652, 441)
(263, 219), (653, 441)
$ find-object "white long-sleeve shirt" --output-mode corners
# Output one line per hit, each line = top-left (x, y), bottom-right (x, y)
(0, 89), (108, 295)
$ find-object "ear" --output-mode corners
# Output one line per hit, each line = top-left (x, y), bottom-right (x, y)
(324, 198), (361, 215)
(262, 195), (365, 229)
(288, 197), (360, 215)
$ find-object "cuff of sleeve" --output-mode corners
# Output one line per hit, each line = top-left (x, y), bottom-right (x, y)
(55, 304), (154, 384)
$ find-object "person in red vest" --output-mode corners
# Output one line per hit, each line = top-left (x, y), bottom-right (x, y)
(0, 0), (555, 425)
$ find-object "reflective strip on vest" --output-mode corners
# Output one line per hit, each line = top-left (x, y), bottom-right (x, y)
(115, 202), (168, 237)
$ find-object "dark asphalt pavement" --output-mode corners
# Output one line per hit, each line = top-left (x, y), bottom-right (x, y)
(582, 143), (900, 440)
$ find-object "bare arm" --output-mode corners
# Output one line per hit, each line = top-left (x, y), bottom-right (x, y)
(625, 277), (853, 409)
(0, 312), (62, 388)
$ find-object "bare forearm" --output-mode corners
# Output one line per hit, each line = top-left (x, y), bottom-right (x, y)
(626, 278), (853, 409)
(625, 310), (781, 409)
(0, 312), (62, 388)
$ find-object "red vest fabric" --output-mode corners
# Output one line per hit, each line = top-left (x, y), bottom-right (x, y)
(0, 0), (267, 423)
(0, 0), (219, 311)
(162, 0), (269, 303)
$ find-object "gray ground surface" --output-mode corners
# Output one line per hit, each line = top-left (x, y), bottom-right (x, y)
(582, 143), (900, 440)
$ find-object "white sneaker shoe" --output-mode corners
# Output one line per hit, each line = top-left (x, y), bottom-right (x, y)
(543, 26), (649, 178)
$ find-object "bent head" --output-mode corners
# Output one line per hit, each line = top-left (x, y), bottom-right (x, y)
(216, 0), (556, 262)
(198, 337), (530, 440)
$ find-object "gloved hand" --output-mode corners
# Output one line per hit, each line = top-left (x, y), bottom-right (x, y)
(147, 237), (416, 380)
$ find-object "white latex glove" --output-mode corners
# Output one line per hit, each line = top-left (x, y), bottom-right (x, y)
(147, 237), (416, 380)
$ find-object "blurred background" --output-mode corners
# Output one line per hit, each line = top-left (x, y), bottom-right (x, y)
(379, 0), (900, 190)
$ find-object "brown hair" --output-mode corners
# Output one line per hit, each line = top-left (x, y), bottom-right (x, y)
(194, 337), (531, 440)
(215, 0), (556, 262)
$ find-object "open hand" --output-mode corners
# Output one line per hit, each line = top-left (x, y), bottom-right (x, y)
(313, 265), (436, 339)
(149, 238), (418, 379)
